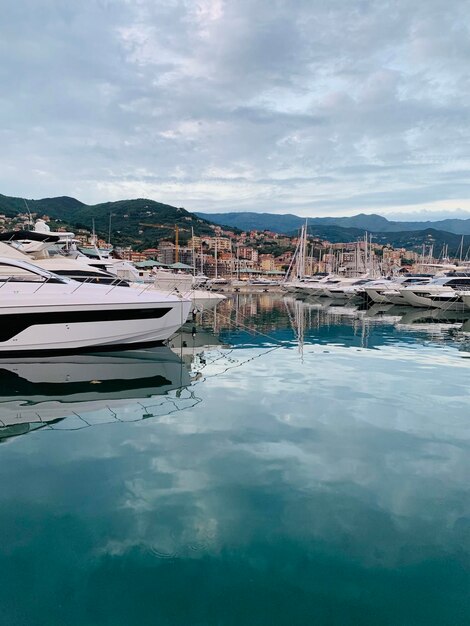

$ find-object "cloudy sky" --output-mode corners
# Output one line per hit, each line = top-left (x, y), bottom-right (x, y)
(1, 0), (470, 218)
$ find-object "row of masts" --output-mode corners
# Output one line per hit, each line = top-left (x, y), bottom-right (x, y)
(88, 217), (470, 279)
(285, 222), (380, 281)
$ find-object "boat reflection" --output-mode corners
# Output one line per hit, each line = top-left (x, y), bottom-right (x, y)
(196, 292), (470, 352)
(0, 347), (195, 440)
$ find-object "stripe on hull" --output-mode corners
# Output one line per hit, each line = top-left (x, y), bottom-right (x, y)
(0, 307), (172, 343)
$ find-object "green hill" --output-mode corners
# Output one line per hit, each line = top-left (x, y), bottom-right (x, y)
(0, 194), (217, 248)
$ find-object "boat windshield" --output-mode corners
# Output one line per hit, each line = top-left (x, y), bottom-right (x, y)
(0, 258), (72, 284)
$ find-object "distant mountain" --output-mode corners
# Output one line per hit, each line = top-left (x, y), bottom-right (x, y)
(306, 225), (464, 254)
(0, 193), (217, 248)
(196, 211), (470, 235)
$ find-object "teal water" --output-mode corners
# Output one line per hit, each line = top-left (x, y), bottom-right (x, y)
(1, 294), (470, 625)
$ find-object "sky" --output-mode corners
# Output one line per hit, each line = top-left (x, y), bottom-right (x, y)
(1, 0), (470, 219)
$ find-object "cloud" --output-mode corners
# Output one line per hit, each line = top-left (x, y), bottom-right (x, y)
(0, 0), (469, 217)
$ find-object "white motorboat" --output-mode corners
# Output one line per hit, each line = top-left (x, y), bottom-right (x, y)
(1, 227), (224, 314)
(282, 277), (315, 294)
(364, 275), (433, 304)
(460, 291), (470, 311)
(400, 275), (470, 310)
(325, 278), (374, 299)
(141, 270), (226, 314)
(0, 232), (121, 284)
(286, 274), (335, 297)
(321, 276), (372, 299)
(0, 257), (191, 355)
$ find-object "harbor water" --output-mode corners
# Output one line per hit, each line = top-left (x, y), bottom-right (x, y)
(1, 293), (469, 625)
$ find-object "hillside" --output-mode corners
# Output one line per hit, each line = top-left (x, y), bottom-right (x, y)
(196, 210), (470, 235)
(0, 194), (217, 248)
(1, 193), (466, 253)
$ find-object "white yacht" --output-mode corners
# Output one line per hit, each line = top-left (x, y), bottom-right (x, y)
(1, 229), (224, 314)
(458, 292), (470, 311)
(400, 274), (470, 310)
(0, 257), (191, 355)
(364, 275), (433, 304)
(323, 277), (373, 299)
(0, 230), (122, 284)
(286, 274), (334, 297)
(134, 269), (226, 314)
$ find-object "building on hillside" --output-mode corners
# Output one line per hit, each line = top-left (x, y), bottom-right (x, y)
(158, 241), (175, 265)
(204, 257), (232, 278)
(179, 247), (194, 267)
(188, 236), (201, 251)
(203, 236), (231, 251)
(259, 254), (275, 271)
(142, 248), (159, 259)
(238, 246), (258, 262)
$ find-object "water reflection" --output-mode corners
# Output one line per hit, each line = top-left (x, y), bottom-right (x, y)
(0, 347), (194, 440)
(0, 294), (469, 624)
(198, 292), (470, 354)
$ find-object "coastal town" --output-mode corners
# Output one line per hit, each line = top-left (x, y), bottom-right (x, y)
(1, 209), (440, 280)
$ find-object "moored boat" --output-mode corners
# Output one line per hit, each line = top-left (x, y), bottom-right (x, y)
(0, 257), (191, 356)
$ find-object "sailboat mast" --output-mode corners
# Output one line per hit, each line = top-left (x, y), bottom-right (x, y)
(191, 227), (196, 276)
(175, 225), (179, 264)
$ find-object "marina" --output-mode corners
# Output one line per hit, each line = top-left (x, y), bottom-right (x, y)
(2, 0), (470, 621)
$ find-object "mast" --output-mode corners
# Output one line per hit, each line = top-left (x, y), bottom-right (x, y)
(23, 199), (33, 228)
(175, 225), (179, 264)
(237, 241), (240, 279)
(285, 231), (302, 283)
(214, 235), (218, 279)
(108, 212), (112, 246)
(303, 219), (308, 278)
(191, 227), (196, 276)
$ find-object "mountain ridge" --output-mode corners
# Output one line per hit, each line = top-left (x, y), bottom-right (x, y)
(0, 193), (467, 253)
(195, 210), (470, 235)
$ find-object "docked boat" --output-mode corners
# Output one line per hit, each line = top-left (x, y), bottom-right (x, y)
(323, 277), (373, 299)
(140, 269), (226, 313)
(460, 291), (470, 311)
(0, 257), (191, 355)
(282, 274), (326, 294)
(400, 274), (470, 310)
(286, 274), (335, 297)
(364, 275), (433, 304)
(1, 231), (224, 315)
(0, 231), (121, 284)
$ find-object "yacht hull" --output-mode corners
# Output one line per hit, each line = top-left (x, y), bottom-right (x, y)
(364, 288), (390, 304)
(0, 302), (191, 355)
(384, 291), (406, 306)
(401, 290), (438, 308)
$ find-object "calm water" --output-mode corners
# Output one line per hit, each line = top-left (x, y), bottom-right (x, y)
(1, 294), (470, 625)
